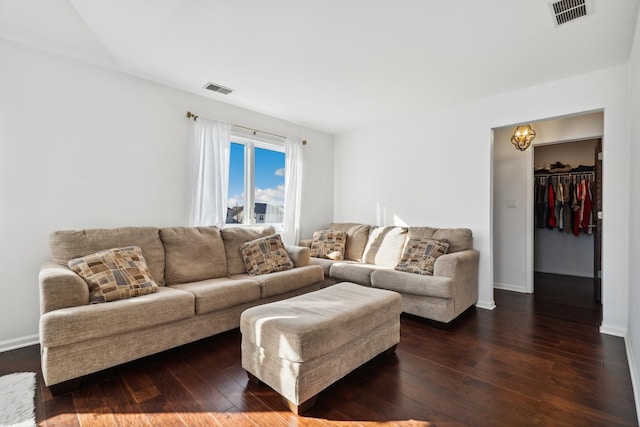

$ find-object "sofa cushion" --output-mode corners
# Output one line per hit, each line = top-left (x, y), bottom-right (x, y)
(328, 223), (371, 261)
(371, 269), (455, 298)
(240, 234), (294, 275)
(68, 246), (159, 303)
(231, 265), (324, 298)
(408, 227), (472, 253)
(160, 226), (228, 284)
(221, 226), (276, 274)
(40, 286), (194, 347)
(330, 262), (391, 287)
(395, 238), (449, 276)
(362, 226), (408, 267)
(50, 227), (166, 285)
(169, 277), (261, 314)
(309, 230), (347, 261)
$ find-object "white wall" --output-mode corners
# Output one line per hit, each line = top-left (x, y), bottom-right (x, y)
(626, 5), (640, 422)
(495, 119), (602, 288)
(0, 39), (334, 350)
(335, 67), (629, 333)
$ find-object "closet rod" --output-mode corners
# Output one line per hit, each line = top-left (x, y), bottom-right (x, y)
(534, 171), (595, 178)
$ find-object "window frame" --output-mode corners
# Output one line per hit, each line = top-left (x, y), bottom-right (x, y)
(227, 131), (285, 229)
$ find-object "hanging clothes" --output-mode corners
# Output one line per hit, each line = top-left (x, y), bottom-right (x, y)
(582, 179), (593, 235)
(534, 171), (595, 237)
(556, 179), (564, 231)
(543, 180), (550, 228)
(573, 179), (586, 236)
(547, 179), (556, 229)
(564, 181), (573, 234)
(535, 179), (546, 228)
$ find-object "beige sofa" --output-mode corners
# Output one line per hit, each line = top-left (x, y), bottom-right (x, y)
(301, 223), (479, 323)
(39, 225), (326, 392)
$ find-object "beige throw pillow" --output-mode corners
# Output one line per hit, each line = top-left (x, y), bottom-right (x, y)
(221, 226), (276, 274)
(309, 230), (347, 260)
(395, 238), (449, 276)
(68, 246), (159, 303)
(240, 234), (294, 275)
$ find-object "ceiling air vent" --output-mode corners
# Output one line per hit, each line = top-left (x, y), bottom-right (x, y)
(548, 0), (592, 27)
(204, 82), (233, 95)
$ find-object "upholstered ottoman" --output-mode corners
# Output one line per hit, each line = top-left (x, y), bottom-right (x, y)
(240, 282), (402, 414)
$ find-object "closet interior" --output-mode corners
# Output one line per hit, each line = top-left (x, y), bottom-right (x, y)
(533, 138), (602, 303)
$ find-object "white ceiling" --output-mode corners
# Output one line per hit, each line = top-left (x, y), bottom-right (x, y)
(1, 0), (638, 134)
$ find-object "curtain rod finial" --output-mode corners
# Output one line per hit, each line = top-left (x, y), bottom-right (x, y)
(302, 140), (307, 145)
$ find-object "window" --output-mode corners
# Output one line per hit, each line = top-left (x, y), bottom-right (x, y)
(226, 137), (285, 227)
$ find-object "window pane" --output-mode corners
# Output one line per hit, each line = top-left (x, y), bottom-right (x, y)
(227, 142), (245, 224)
(254, 147), (285, 224)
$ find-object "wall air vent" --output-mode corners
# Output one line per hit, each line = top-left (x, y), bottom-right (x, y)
(548, 0), (592, 27)
(204, 82), (233, 95)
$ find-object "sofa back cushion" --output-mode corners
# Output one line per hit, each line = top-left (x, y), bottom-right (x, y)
(328, 223), (371, 261)
(362, 226), (408, 267)
(408, 227), (473, 253)
(160, 226), (228, 284)
(220, 226), (276, 274)
(50, 227), (166, 285)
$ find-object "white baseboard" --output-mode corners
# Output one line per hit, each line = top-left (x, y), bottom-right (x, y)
(0, 334), (39, 353)
(475, 300), (496, 310)
(624, 334), (640, 426)
(494, 282), (528, 293)
(599, 324), (627, 337)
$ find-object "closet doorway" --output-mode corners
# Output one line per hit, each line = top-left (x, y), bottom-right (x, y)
(532, 138), (602, 322)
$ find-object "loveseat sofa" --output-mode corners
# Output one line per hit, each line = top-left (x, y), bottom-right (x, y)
(39, 225), (326, 392)
(300, 223), (479, 323)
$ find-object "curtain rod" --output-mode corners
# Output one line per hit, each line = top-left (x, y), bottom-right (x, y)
(186, 111), (306, 145)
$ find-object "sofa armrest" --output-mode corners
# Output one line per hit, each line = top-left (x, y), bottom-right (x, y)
(298, 239), (312, 248)
(433, 249), (479, 301)
(39, 261), (89, 314)
(434, 249), (479, 280)
(285, 245), (311, 268)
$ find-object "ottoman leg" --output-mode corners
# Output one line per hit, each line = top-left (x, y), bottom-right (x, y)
(285, 395), (317, 415)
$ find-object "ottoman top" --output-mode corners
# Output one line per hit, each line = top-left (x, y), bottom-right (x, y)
(240, 282), (402, 362)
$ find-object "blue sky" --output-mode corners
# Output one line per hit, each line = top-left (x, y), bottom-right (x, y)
(227, 143), (285, 207)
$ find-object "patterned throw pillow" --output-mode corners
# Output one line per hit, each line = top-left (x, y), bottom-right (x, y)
(240, 234), (294, 275)
(68, 246), (159, 303)
(395, 238), (450, 276)
(310, 230), (347, 261)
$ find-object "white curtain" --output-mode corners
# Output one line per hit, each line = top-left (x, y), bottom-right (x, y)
(189, 118), (231, 227)
(282, 138), (303, 245)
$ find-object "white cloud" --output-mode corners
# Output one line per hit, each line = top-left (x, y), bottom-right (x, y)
(275, 168), (285, 177)
(228, 186), (285, 207)
(227, 192), (244, 207)
(255, 185), (285, 205)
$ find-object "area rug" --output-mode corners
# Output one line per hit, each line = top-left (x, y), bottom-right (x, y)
(0, 372), (36, 427)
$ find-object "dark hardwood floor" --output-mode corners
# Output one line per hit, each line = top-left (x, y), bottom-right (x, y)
(2, 274), (637, 426)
